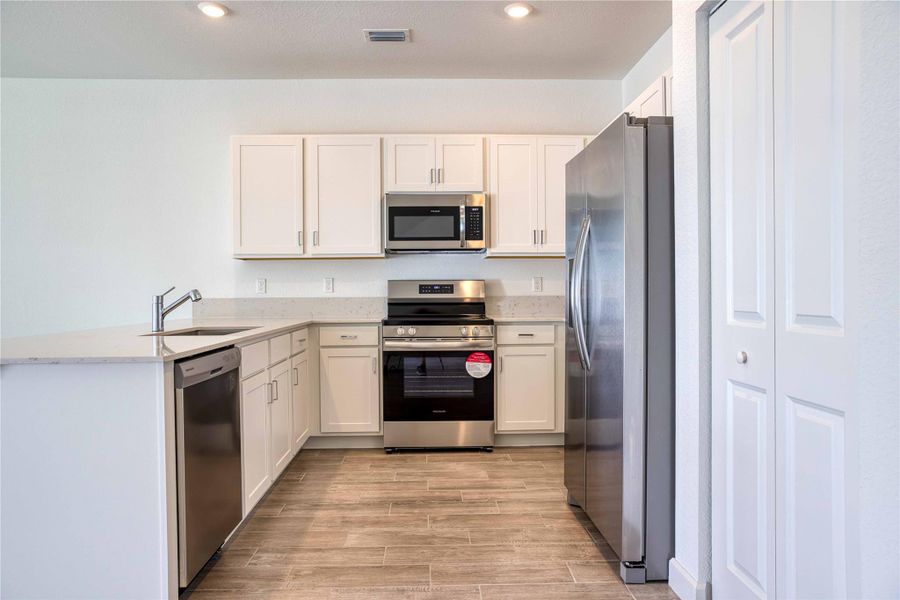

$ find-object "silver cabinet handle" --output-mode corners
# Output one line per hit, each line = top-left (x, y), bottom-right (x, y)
(372, 357), (377, 374)
(293, 367), (299, 385)
(540, 229), (545, 244)
(517, 333), (534, 337)
(298, 230), (303, 247)
(430, 168), (434, 184)
(272, 380), (278, 401)
(437, 168), (443, 183)
(533, 229), (538, 245)
(340, 334), (358, 340)
(313, 231), (319, 246)
(266, 382), (273, 404)
(498, 357), (503, 372)
(736, 351), (748, 364)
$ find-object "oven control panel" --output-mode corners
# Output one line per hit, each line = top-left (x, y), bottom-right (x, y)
(418, 283), (454, 294)
(464, 206), (484, 241)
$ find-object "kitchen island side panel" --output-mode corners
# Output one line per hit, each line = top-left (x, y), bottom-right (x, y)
(1, 362), (173, 599)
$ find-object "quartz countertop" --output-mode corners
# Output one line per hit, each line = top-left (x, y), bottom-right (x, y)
(489, 315), (565, 323)
(0, 317), (381, 365)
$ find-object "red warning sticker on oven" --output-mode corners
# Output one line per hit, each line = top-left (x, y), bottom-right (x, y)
(465, 352), (492, 378)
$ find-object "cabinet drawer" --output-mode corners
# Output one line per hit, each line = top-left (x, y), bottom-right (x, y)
(241, 340), (269, 378)
(320, 326), (379, 347)
(291, 329), (309, 355)
(497, 324), (555, 345)
(269, 334), (292, 365)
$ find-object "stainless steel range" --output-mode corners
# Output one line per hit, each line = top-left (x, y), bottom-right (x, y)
(382, 280), (495, 451)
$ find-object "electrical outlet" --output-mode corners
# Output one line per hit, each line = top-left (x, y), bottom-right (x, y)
(323, 277), (334, 293)
(255, 278), (267, 294)
(532, 277), (543, 292)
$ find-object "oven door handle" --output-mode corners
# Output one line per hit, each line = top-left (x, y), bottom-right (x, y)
(382, 339), (494, 351)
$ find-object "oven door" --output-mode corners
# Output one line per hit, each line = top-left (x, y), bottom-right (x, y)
(383, 345), (494, 421)
(385, 204), (463, 251)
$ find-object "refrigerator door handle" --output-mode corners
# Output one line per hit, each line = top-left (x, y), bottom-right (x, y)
(573, 214), (591, 370)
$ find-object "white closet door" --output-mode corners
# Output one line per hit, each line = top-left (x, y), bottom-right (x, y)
(774, 3), (858, 597)
(710, 2), (776, 599)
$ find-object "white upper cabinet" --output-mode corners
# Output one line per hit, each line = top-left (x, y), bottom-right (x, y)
(537, 137), (583, 254)
(489, 136), (539, 254)
(232, 135), (303, 258)
(435, 136), (484, 192)
(305, 136), (382, 256)
(489, 135), (583, 255)
(384, 136), (436, 192)
(624, 75), (668, 118)
(384, 135), (484, 192)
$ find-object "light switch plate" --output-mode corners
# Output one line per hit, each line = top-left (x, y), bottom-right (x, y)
(255, 278), (267, 294)
(532, 277), (543, 292)
(324, 277), (334, 293)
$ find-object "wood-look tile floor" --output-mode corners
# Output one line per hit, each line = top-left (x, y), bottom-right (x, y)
(184, 447), (677, 600)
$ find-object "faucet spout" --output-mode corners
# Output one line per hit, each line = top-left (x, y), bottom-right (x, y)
(152, 287), (202, 333)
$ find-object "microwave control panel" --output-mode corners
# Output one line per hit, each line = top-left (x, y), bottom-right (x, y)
(465, 206), (484, 241)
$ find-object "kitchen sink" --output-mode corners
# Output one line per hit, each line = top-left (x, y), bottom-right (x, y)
(143, 327), (260, 337)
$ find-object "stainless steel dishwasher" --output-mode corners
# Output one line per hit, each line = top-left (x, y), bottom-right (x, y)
(175, 347), (242, 588)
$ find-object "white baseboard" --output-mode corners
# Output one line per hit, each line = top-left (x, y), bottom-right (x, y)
(302, 432), (564, 450)
(668, 558), (711, 600)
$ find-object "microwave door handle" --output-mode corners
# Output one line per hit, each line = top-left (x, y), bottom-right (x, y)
(460, 205), (466, 248)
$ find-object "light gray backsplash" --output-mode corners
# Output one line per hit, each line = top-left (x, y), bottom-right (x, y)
(193, 295), (565, 320)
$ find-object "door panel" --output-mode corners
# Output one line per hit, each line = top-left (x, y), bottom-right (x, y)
(775, 2), (856, 597)
(240, 370), (271, 515)
(496, 345), (555, 431)
(436, 136), (484, 192)
(232, 136), (303, 257)
(320, 347), (380, 433)
(710, 2), (776, 598)
(489, 136), (538, 254)
(538, 137), (583, 255)
(385, 136), (435, 192)
(306, 136), (382, 255)
(269, 360), (292, 478)
(624, 76), (667, 118)
(291, 352), (310, 453)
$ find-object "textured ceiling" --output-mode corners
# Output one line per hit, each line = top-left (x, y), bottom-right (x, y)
(1, 1), (671, 79)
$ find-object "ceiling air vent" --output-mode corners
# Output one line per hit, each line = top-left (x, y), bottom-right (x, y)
(364, 29), (410, 43)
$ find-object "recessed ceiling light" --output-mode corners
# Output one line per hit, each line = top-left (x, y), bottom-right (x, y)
(504, 2), (533, 18)
(197, 2), (228, 18)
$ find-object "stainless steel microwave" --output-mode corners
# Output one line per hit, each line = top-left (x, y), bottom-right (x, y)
(384, 193), (487, 253)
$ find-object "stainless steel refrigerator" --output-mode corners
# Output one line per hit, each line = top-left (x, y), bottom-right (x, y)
(564, 114), (675, 583)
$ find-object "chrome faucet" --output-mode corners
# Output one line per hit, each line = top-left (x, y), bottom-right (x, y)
(152, 286), (202, 332)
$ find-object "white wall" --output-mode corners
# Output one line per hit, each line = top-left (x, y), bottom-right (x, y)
(1, 78), (621, 336)
(621, 26), (672, 109)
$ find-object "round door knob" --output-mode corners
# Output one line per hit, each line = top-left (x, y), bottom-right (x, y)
(408, 327), (417, 335)
(472, 327), (480, 336)
(736, 351), (748, 364)
(396, 327), (406, 336)
(460, 326), (468, 335)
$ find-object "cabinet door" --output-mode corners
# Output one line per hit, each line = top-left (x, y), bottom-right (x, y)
(291, 351), (310, 453)
(624, 76), (667, 118)
(240, 370), (271, 514)
(232, 135), (303, 257)
(489, 136), (539, 254)
(269, 359), (293, 479)
(538, 136), (584, 255)
(384, 136), (436, 192)
(320, 346), (380, 433)
(497, 345), (555, 431)
(436, 136), (484, 192)
(306, 136), (382, 255)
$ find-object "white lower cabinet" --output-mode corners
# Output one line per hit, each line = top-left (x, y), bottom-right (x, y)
(291, 351), (310, 452)
(496, 344), (556, 431)
(268, 359), (293, 479)
(320, 343), (380, 434)
(240, 369), (271, 514)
